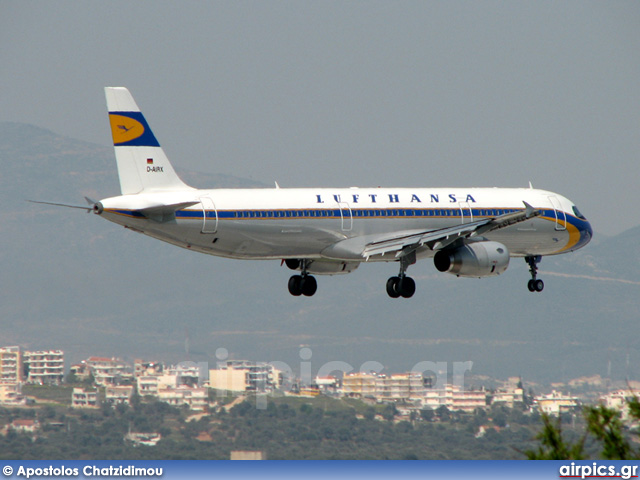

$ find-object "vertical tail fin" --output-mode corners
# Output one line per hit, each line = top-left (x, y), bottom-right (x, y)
(105, 87), (193, 194)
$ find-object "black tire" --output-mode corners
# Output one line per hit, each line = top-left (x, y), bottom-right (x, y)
(527, 279), (536, 292)
(534, 279), (544, 292)
(285, 259), (301, 270)
(288, 275), (302, 296)
(386, 277), (400, 298)
(399, 276), (416, 298)
(301, 276), (317, 297)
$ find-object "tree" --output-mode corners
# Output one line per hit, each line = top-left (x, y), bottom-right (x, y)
(525, 413), (586, 459)
(527, 395), (640, 460)
(435, 405), (450, 422)
(420, 409), (434, 422)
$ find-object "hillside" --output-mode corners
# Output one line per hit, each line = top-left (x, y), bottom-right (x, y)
(1, 122), (637, 384)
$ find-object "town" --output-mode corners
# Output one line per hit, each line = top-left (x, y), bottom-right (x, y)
(1, 345), (637, 425)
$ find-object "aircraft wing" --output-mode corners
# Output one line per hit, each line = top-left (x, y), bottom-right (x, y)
(361, 202), (540, 259)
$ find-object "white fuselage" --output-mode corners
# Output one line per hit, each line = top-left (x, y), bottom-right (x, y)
(98, 186), (591, 264)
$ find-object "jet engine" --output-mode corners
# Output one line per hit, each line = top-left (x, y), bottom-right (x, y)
(433, 241), (510, 277)
(284, 259), (359, 275)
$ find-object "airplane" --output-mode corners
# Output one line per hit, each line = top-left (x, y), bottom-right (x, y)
(39, 87), (593, 299)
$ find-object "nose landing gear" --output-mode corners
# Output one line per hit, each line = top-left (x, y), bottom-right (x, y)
(526, 255), (544, 293)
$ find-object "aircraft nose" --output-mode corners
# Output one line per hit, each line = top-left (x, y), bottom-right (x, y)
(576, 219), (593, 250)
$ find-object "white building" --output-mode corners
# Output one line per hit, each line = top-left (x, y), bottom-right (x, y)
(492, 387), (525, 408)
(376, 373), (426, 402)
(342, 373), (377, 398)
(165, 363), (206, 387)
(209, 361), (283, 393)
(342, 372), (426, 403)
(0, 346), (22, 384)
(106, 385), (135, 405)
(85, 357), (130, 386)
(24, 350), (64, 385)
(0, 383), (26, 406)
(423, 384), (487, 412)
(157, 386), (208, 411)
(10, 419), (39, 433)
(599, 390), (640, 421)
(71, 388), (98, 408)
(314, 376), (340, 394)
(137, 374), (178, 397)
(134, 359), (164, 378)
(534, 390), (579, 415)
(124, 431), (162, 446)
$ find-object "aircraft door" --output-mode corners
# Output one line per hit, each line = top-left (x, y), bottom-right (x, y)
(338, 202), (353, 232)
(458, 201), (473, 224)
(548, 196), (566, 231)
(199, 196), (218, 233)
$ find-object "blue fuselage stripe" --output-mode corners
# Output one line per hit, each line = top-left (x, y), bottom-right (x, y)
(173, 207), (584, 226)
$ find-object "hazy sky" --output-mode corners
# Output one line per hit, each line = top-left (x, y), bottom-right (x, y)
(2, 1), (638, 235)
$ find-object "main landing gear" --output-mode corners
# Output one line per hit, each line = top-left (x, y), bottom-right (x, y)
(286, 260), (318, 297)
(386, 252), (416, 299)
(526, 255), (544, 293)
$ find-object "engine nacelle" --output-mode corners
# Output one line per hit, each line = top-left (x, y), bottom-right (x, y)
(285, 259), (359, 275)
(433, 241), (510, 278)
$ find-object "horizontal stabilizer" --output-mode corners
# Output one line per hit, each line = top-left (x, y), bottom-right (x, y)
(134, 201), (199, 218)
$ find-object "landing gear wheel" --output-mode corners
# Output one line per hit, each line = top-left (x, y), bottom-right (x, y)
(386, 277), (401, 298)
(398, 276), (416, 298)
(301, 275), (317, 297)
(534, 279), (544, 292)
(285, 259), (301, 270)
(525, 256), (544, 293)
(288, 274), (317, 297)
(288, 275), (303, 296)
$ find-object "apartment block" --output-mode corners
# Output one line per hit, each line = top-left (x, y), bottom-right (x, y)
(0, 383), (26, 406)
(342, 373), (377, 398)
(134, 359), (164, 378)
(137, 374), (178, 397)
(85, 357), (130, 386)
(157, 386), (208, 411)
(71, 388), (98, 408)
(106, 385), (135, 405)
(491, 387), (525, 408)
(209, 361), (282, 393)
(342, 372), (426, 402)
(534, 390), (579, 415)
(24, 350), (64, 385)
(0, 346), (22, 384)
(423, 384), (488, 412)
(598, 390), (640, 421)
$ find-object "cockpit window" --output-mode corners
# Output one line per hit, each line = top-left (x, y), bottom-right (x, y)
(572, 206), (586, 220)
